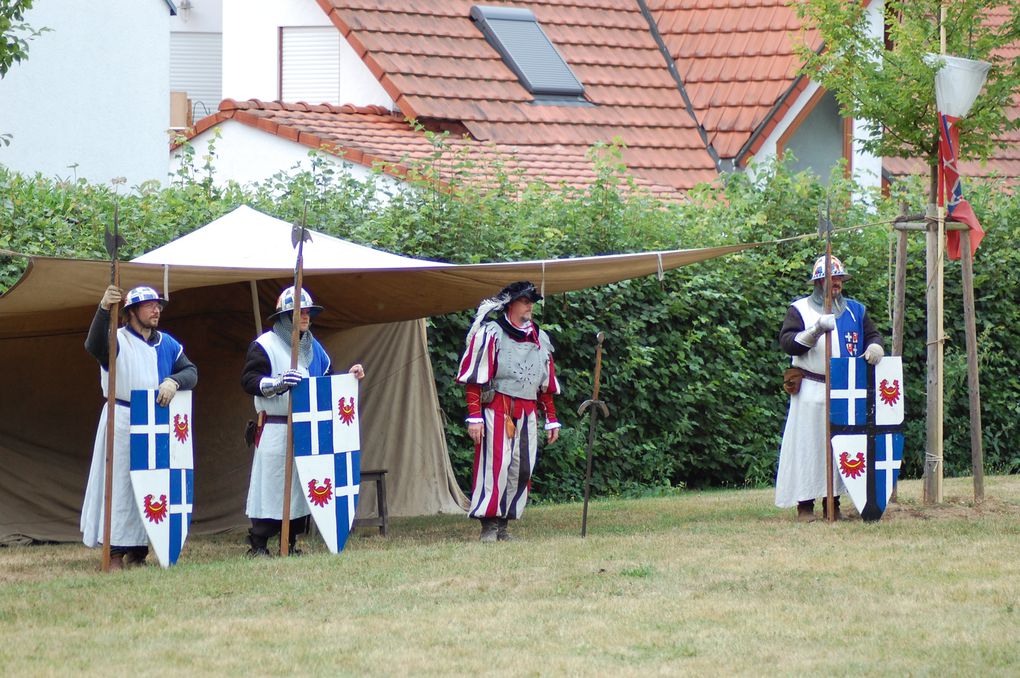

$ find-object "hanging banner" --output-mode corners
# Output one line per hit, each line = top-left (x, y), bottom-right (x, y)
(830, 357), (905, 522)
(128, 389), (194, 567)
(291, 373), (361, 554)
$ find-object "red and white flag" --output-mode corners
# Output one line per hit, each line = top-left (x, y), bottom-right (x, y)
(933, 54), (990, 260)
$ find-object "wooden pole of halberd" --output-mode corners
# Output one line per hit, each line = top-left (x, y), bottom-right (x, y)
(889, 221), (908, 504)
(960, 229), (985, 502)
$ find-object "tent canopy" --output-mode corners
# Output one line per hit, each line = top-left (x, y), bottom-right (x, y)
(0, 205), (754, 542)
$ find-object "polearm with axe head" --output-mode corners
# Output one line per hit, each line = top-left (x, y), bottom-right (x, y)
(818, 200), (836, 524)
(100, 204), (125, 572)
(579, 331), (608, 537)
(280, 204), (312, 557)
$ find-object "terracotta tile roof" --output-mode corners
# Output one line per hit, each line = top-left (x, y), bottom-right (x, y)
(647, 0), (819, 161)
(315, 0), (721, 191)
(182, 99), (685, 198)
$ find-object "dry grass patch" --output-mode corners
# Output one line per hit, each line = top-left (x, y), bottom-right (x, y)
(2, 475), (1019, 676)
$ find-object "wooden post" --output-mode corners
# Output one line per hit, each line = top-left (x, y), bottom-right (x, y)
(924, 7), (948, 505)
(924, 205), (942, 504)
(960, 229), (985, 502)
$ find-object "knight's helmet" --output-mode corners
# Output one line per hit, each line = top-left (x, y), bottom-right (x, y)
(123, 286), (167, 311)
(269, 286), (323, 321)
(809, 255), (850, 282)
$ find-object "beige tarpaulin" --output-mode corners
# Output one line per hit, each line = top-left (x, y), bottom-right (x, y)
(0, 205), (755, 542)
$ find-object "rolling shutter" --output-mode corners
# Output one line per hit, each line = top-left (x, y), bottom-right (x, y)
(281, 27), (342, 104)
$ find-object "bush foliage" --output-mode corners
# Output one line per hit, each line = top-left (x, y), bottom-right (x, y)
(2, 140), (1017, 502)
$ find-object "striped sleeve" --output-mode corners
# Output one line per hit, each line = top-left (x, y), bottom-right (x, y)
(456, 323), (498, 386)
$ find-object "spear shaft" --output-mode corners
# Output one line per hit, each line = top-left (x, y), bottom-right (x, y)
(101, 204), (123, 572)
(281, 205), (310, 556)
(579, 332), (608, 538)
(823, 222), (835, 523)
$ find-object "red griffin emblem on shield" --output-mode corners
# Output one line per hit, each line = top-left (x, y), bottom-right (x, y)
(307, 478), (333, 507)
(337, 396), (356, 425)
(144, 494), (168, 523)
(839, 452), (866, 479)
(173, 414), (190, 443)
(879, 379), (901, 407)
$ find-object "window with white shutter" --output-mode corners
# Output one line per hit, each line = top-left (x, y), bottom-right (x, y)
(170, 32), (223, 121)
(280, 27), (342, 104)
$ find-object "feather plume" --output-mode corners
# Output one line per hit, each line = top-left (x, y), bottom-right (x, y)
(466, 292), (510, 346)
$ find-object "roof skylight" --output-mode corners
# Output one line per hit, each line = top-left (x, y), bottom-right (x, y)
(470, 5), (585, 100)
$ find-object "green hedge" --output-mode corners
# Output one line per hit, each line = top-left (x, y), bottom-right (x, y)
(2, 143), (1017, 503)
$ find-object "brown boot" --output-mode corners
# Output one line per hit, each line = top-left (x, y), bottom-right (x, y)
(107, 554), (125, 571)
(796, 500), (816, 523)
(822, 497), (842, 521)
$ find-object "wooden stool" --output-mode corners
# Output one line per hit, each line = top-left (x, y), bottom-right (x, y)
(354, 469), (388, 536)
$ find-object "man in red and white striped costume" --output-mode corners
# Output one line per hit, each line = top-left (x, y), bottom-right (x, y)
(456, 281), (561, 542)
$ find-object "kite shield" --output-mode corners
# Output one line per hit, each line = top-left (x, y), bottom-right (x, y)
(291, 374), (362, 554)
(128, 389), (194, 567)
(830, 357), (905, 522)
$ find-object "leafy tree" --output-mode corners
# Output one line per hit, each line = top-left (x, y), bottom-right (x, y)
(0, 0), (43, 78)
(795, 0), (1020, 169)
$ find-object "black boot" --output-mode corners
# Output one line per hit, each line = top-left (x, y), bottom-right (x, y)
(246, 530), (272, 558)
(124, 546), (149, 568)
(497, 518), (515, 541)
(479, 518), (498, 542)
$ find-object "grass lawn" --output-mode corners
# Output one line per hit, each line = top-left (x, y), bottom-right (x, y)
(2, 475), (1019, 676)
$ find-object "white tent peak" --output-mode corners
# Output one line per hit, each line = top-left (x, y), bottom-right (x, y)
(131, 205), (446, 270)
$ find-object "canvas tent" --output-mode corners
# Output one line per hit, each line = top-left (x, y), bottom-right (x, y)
(0, 205), (755, 543)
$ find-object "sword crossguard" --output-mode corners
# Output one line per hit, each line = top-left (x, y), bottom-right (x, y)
(577, 399), (609, 418)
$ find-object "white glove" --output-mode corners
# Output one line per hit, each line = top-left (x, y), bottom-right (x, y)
(156, 378), (179, 407)
(261, 369), (304, 396)
(812, 314), (836, 336)
(100, 286), (122, 311)
(862, 343), (885, 366)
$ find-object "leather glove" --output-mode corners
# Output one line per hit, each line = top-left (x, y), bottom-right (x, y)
(260, 369), (304, 396)
(156, 378), (179, 407)
(862, 343), (885, 366)
(812, 314), (836, 336)
(100, 286), (122, 311)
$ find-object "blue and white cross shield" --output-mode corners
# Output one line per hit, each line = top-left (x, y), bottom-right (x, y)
(128, 389), (194, 567)
(830, 356), (868, 426)
(291, 374), (361, 554)
(830, 357), (906, 522)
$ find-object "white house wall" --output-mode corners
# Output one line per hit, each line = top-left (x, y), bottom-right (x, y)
(170, 120), (400, 198)
(748, 0), (884, 195)
(221, 0), (392, 110)
(169, 0), (223, 33)
(0, 0), (172, 186)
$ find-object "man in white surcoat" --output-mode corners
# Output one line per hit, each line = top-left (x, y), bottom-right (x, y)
(240, 286), (364, 556)
(456, 281), (561, 542)
(776, 256), (884, 522)
(82, 285), (197, 569)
